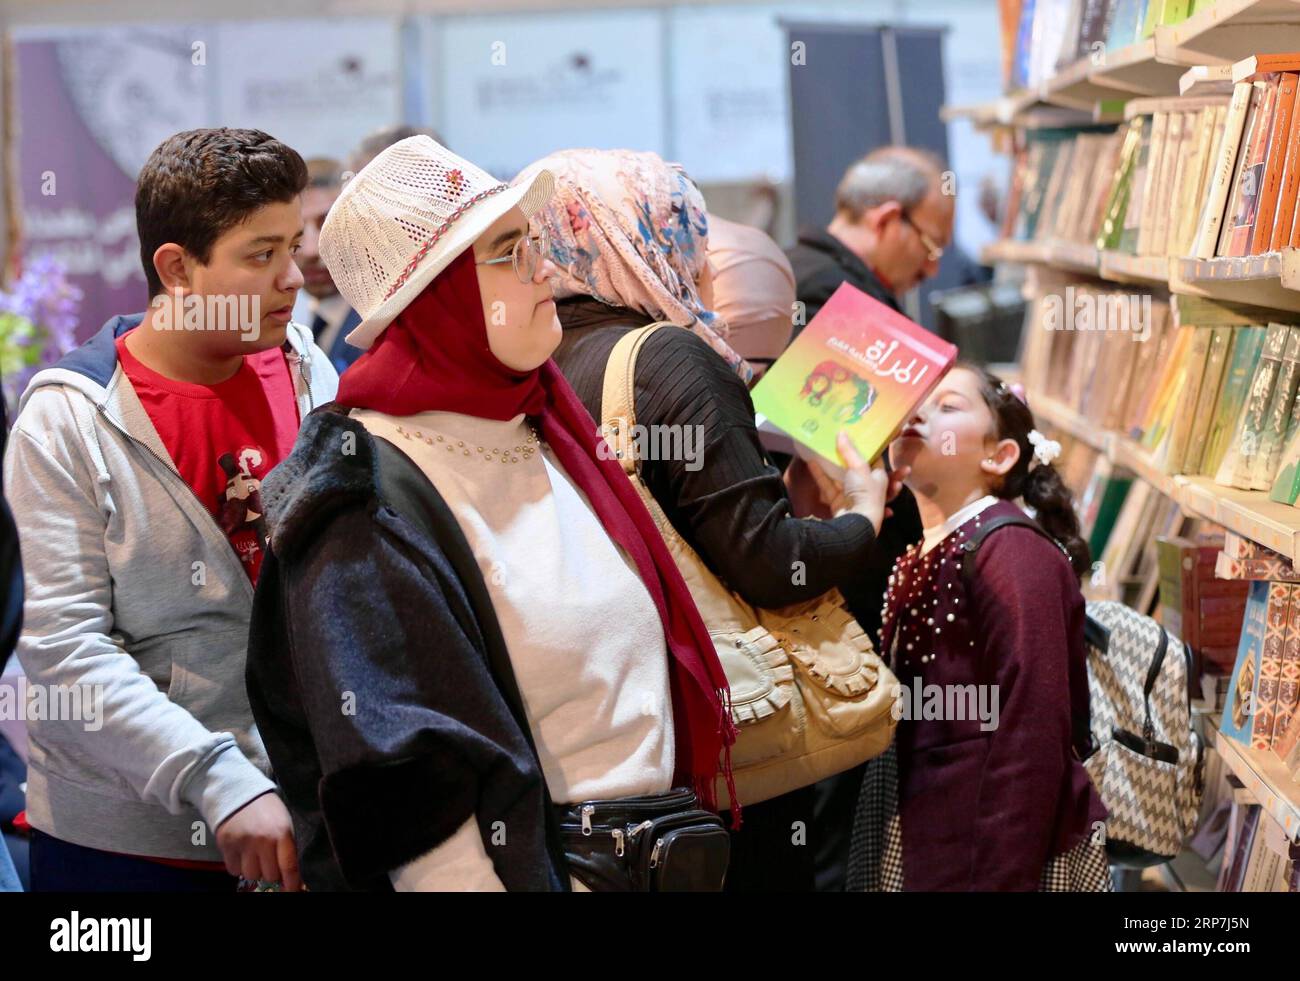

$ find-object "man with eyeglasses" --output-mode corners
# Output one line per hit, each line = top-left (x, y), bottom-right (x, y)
(787, 145), (954, 333)
(786, 145), (953, 894)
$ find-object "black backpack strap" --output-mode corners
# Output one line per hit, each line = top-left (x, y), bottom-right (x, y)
(370, 434), (571, 888)
(958, 512), (1066, 583)
(958, 510), (1095, 760)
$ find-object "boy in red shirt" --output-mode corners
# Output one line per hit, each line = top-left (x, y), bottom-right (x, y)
(5, 129), (338, 890)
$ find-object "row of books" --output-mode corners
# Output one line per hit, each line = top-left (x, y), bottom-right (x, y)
(1003, 127), (1123, 247)
(1060, 436), (1300, 774)
(1217, 803), (1299, 891)
(1220, 576), (1300, 767)
(1003, 53), (1300, 261)
(1020, 286), (1300, 501)
(999, 0), (1199, 93)
(1157, 533), (1250, 674)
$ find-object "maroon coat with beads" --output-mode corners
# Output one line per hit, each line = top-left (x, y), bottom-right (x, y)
(881, 500), (1107, 891)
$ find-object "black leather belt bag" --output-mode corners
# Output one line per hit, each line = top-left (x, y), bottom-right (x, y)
(556, 788), (730, 892)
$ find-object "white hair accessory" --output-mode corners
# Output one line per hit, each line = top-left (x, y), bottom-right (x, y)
(1027, 429), (1061, 468)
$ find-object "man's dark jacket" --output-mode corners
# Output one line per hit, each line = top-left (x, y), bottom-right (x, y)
(246, 405), (568, 891)
(786, 227), (901, 335)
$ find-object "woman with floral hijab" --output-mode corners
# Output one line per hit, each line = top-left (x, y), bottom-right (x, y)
(520, 148), (903, 891)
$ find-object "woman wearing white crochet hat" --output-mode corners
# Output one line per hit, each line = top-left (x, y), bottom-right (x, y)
(245, 136), (737, 892)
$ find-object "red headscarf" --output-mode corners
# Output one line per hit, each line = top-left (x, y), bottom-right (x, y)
(337, 248), (737, 811)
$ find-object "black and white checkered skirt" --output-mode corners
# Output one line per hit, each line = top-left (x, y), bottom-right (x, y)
(847, 743), (1113, 892)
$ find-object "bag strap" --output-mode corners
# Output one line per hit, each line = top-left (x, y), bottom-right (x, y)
(957, 510), (1095, 759)
(600, 323), (666, 475)
(370, 433), (570, 887)
(600, 323), (686, 544)
(958, 511), (1067, 583)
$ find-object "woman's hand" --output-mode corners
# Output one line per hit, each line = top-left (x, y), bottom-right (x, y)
(805, 433), (910, 535)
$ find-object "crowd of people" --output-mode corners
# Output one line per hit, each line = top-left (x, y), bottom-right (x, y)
(0, 123), (1109, 892)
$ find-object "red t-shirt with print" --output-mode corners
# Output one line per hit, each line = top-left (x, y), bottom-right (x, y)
(115, 334), (300, 584)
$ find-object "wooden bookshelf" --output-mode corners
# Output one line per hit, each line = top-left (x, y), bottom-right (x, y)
(1171, 250), (1300, 313)
(1156, 0), (1300, 67)
(1048, 239), (1103, 274)
(1092, 39), (1189, 95)
(980, 239), (1052, 267)
(979, 238), (1171, 286)
(1043, 56), (1136, 110)
(980, 239), (1300, 311)
(1098, 250), (1173, 285)
(1216, 732), (1300, 844)
(940, 89), (1048, 128)
(1026, 388), (1300, 562)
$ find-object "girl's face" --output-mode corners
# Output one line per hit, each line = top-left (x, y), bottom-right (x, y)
(889, 367), (1021, 500)
(473, 206), (563, 372)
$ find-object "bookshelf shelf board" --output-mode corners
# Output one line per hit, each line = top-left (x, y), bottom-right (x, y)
(941, 98), (1108, 132)
(1216, 732), (1300, 843)
(1171, 250), (1300, 313)
(1026, 389), (1300, 561)
(1042, 57), (1132, 110)
(940, 100), (1002, 126)
(1047, 239), (1103, 273)
(980, 239), (1049, 267)
(1156, 0), (1300, 67)
(1098, 250), (1173, 285)
(1091, 39), (1189, 95)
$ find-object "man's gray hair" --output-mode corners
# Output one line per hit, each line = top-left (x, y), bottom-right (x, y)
(835, 146), (947, 221)
(348, 124), (444, 174)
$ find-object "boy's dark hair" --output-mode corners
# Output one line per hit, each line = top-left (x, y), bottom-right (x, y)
(963, 361), (1092, 579)
(136, 128), (309, 299)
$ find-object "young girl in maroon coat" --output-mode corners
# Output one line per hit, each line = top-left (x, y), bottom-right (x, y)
(848, 364), (1110, 892)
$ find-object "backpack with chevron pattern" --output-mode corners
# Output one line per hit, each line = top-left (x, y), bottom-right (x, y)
(1082, 600), (1204, 867)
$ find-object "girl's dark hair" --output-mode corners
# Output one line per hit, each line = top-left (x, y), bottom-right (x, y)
(961, 361), (1092, 579)
(136, 128), (309, 299)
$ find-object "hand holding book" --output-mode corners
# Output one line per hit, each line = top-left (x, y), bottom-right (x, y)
(752, 283), (957, 475)
(801, 432), (910, 534)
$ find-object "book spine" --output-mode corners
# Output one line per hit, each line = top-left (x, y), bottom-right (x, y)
(1224, 530), (1264, 560)
(1184, 327), (1235, 472)
(1253, 73), (1300, 253)
(1254, 583), (1292, 752)
(1273, 583), (1300, 752)
(1224, 79), (1277, 258)
(1225, 325), (1283, 486)
(1251, 327), (1300, 489)
(1195, 82), (1254, 259)
(1165, 326), (1212, 473)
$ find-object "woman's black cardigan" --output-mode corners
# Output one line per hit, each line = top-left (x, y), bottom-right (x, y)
(551, 298), (921, 641)
(246, 404), (569, 892)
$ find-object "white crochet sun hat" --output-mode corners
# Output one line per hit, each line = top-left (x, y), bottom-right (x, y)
(319, 135), (555, 351)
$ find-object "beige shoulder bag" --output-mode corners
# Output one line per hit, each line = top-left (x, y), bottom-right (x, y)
(601, 324), (898, 807)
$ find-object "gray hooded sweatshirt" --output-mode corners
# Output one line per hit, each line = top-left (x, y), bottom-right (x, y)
(4, 313), (338, 862)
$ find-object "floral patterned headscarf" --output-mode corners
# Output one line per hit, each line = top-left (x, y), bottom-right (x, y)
(517, 148), (751, 382)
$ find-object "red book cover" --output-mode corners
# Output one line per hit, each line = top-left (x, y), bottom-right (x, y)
(752, 282), (957, 473)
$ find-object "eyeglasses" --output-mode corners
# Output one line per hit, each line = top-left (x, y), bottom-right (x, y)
(901, 212), (945, 263)
(476, 224), (550, 284)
